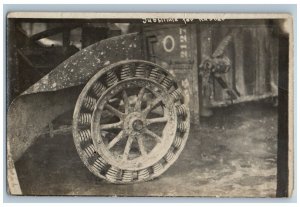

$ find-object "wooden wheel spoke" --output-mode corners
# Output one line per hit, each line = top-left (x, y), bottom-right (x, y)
(137, 137), (147, 156)
(122, 136), (134, 160)
(100, 121), (123, 130)
(105, 103), (124, 118)
(122, 90), (129, 114)
(107, 130), (124, 149)
(146, 117), (168, 125)
(134, 87), (146, 111)
(143, 98), (162, 115)
(144, 128), (162, 143)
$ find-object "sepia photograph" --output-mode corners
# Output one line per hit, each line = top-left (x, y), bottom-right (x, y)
(6, 12), (293, 197)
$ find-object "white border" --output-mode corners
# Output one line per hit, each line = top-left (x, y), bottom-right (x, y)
(1, 2), (298, 207)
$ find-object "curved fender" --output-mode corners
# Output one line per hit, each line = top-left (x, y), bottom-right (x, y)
(7, 33), (144, 194)
(23, 33), (144, 95)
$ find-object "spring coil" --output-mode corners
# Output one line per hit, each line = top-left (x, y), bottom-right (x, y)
(106, 70), (118, 87)
(176, 104), (188, 117)
(122, 170), (133, 182)
(92, 81), (106, 98)
(149, 68), (161, 81)
(84, 145), (96, 157)
(93, 156), (107, 170)
(173, 136), (182, 148)
(106, 166), (119, 182)
(164, 150), (175, 162)
(138, 169), (150, 180)
(78, 129), (91, 142)
(87, 153), (99, 165)
(153, 163), (163, 174)
(135, 64), (146, 77)
(90, 165), (99, 173)
(170, 88), (182, 101)
(177, 121), (188, 133)
(161, 76), (173, 90)
(79, 113), (92, 125)
(83, 96), (96, 111)
(120, 64), (132, 80)
(79, 137), (92, 151)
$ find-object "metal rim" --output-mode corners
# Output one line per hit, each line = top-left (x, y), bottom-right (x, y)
(73, 60), (190, 184)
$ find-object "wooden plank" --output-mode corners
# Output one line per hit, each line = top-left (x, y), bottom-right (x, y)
(256, 27), (267, 95)
(197, 24), (213, 116)
(269, 27), (279, 94)
(212, 27), (225, 102)
(233, 29), (246, 96)
(243, 28), (256, 95)
(189, 24), (200, 124)
(223, 28), (234, 101)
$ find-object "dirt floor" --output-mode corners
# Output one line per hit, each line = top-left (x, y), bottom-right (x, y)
(15, 101), (278, 197)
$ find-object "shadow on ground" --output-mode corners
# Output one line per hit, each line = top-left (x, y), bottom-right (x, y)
(15, 102), (277, 197)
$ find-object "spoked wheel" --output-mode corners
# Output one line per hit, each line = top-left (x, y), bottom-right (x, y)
(73, 60), (190, 183)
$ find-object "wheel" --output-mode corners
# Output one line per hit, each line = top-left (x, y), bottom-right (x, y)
(73, 60), (190, 183)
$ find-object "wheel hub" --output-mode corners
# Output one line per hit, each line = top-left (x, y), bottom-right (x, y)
(124, 112), (145, 134)
(132, 119), (144, 131)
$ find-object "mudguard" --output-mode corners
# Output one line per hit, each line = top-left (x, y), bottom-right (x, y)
(7, 33), (144, 194)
